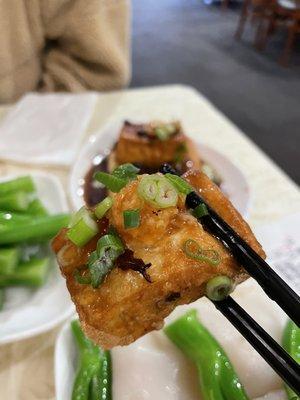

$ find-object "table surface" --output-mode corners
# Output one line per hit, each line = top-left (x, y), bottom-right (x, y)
(0, 85), (299, 400)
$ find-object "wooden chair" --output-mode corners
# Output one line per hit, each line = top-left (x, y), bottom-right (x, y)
(235, 0), (275, 41)
(254, 0), (300, 65)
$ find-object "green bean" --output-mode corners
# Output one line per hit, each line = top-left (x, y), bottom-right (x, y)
(71, 320), (102, 400)
(0, 176), (35, 195)
(89, 350), (112, 400)
(0, 247), (20, 275)
(0, 211), (31, 224)
(0, 257), (50, 287)
(0, 191), (31, 212)
(164, 310), (249, 400)
(0, 213), (70, 244)
(27, 199), (48, 216)
(282, 319), (300, 400)
(0, 288), (5, 311)
(71, 320), (113, 400)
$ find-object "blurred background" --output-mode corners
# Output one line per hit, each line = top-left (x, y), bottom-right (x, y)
(130, 0), (300, 184)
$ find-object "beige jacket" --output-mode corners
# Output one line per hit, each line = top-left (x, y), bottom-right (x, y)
(0, 0), (131, 103)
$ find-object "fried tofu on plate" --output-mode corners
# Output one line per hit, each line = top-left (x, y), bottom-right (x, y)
(53, 164), (264, 349)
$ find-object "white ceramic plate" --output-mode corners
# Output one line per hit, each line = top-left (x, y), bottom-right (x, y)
(55, 280), (286, 400)
(69, 119), (251, 216)
(0, 173), (74, 344)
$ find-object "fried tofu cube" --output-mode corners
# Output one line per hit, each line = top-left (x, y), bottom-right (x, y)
(115, 121), (201, 170)
(53, 172), (264, 349)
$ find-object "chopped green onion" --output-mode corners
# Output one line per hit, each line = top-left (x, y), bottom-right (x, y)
(88, 249), (115, 288)
(69, 206), (92, 228)
(165, 174), (193, 195)
(67, 213), (98, 247)
(94, 196), (114, 219)
(112, 163), (140, 180)
(138, 174), (178, 208)
(206, 276), (233, 301)
(183, 239), (220, 266)
(174, 143), (187, 164)
(0, 176), (36, 196)
(96, 234), (124, 257)
(193, 203), (209, 218)
(94, 171), (127, 193)
(123, 209), (140, 229)
(154, 123), (177, 141)
(74, 268), (91, 284)
(87, 233), (125, 288)
(0, 191), (31, 212)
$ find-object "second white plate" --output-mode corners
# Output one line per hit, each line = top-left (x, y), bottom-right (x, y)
(0, 173), (74, 344)
(69, 119), (251, 215)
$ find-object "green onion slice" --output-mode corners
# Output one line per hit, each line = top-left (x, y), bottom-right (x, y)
(206, 276), (233, 301)
(94, 197), (114, 219)
(96, 234), (124, 257)
(123, 209), (140, 229)
(165, 174), (193, 195)
(69, 206), (93, 228)
(67, 213), (98, 247)
(74, 268), (91, 284)
(138, 175), (178, 208)
(88, 234), (125, 288)
(193, 203), (209, 218)
(94, 172), (127, 193)
(183, 239), (220, 266)
(154, 123), (177, 141)
(112, 163), (140, 180)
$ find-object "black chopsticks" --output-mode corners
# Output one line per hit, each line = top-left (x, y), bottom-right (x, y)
(160, 163), (300, 394)
(215, 296), (300, 394)
(186, 190), (300, 327)
(160, 163), (300, 326)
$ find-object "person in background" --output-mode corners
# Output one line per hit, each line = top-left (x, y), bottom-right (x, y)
(0, 0), (131, 103)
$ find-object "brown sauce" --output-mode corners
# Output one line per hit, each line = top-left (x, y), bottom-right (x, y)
(84, 155), (109, 207)
(115, 249), (152, 282)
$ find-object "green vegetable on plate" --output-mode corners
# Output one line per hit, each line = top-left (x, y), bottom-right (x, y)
(282, 319), (300, 400)
(0, 190), (31, 212)
(0, 213), (70, 244)
(0, 289), (5, 311)
(0, 176), (35, 196)
(0, 247), (20, 275)
(71, 320), (112, 400)
(0, 257), (50, 287)
(164, 310), (249, 400)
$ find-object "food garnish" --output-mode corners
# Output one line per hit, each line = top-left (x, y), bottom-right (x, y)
(183, 239), (221, 266)
(123, 209), (140, 229)
(165, 310), (249, 400)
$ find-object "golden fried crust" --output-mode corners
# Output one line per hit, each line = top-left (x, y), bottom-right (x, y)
(115, 121), (201, 169)
(53, 173), (264, 349)
(183, 170), (265, 259)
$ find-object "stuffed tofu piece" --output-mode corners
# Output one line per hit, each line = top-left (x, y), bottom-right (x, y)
(114, 121), (201, 172)
(53, 166), (264, 349)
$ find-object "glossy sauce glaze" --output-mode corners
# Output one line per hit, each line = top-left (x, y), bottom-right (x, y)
(83, 152), (198, 207)
(84, 155), (109, 207)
